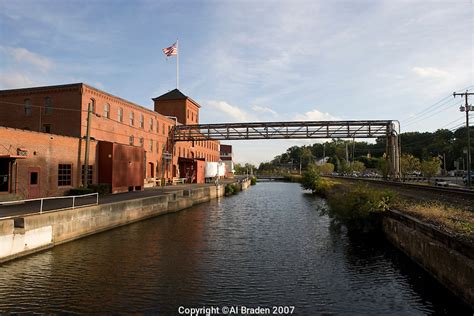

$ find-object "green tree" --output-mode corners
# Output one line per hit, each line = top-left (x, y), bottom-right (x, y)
(421, 157), (441, 180)
(400, 154), (421, 177)
(301, 164), (320, 193)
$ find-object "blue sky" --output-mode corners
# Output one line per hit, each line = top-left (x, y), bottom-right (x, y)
(0, 0), (473, 164)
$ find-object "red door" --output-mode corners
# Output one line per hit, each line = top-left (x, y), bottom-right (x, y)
(28, 167), (40, 199)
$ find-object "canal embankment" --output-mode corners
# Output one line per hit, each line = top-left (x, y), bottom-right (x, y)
(0, 178), (252, 264)
(294, 173), (474, 307)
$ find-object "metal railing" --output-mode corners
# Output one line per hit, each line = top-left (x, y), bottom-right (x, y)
(0, 192), (99, 215)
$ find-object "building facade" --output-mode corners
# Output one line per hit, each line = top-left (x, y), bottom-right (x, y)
(220, 144), (234, 177)
(0, 83), (221, 198)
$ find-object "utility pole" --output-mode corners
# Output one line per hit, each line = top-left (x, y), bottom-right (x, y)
(83, 102), (92, 188)
(453, 90), (473, 187)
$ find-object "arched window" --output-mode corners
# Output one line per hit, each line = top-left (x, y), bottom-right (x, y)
(130, 111), (134, 126)
(118, 107), (123, 122)
(104, 103), (110, 118)
(89, 99), (95, 113)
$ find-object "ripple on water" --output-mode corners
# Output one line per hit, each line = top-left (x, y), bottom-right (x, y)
(0, 182), (470, 314)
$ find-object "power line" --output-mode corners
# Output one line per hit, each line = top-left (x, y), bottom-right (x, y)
(401, 85), (474, 124)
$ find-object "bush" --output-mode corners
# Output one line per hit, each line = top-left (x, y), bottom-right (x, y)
(312, 178), (337, 197)
(69, 187), (95, 195)
(250, 176), (257, 185)
(301, 165), (320, 192)
(88, 183), (111, 195)
(232, 183), (241, 193)
(324, 183), (396, 232)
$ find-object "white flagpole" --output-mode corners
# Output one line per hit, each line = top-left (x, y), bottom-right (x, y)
(176, 39), (179, 89)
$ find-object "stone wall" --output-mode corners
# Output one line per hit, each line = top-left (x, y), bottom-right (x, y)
(0, 180), (248, 264)
(383, 209), (474, 306)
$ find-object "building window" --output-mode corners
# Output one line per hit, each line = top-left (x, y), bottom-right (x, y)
(118, 107), (123, 122)
(42, 124), (51, 133)
(140, 114), (144, 128)
(139, 137), (144, 147)
(156, 121), (159, 133)
(150, 140), (153, 152)
(156, 141), (159, 153)
(130, 111), (134, 126)
(149, 118), (154, 131)
(24, 99), (32, 116)
(129, 135), (134, 145)
(191, 112), (194, 122)
(187, 110), (189, 119)
(104, 103), (110, 119)
(162, 124), (165, 135)
(81, 165), (93, 185)
(44, 97), (53, 115)
(89, 99), (95, 113)
(58, 164), (72, 186)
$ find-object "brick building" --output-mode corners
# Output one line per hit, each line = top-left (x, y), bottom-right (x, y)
(0, 83), (220, 198)
(220, 144), (234, 177)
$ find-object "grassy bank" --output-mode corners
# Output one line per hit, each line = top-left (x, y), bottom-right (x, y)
(315, 177), (474, 240)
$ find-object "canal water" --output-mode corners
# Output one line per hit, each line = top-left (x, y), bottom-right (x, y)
(0, 182), (470, 314)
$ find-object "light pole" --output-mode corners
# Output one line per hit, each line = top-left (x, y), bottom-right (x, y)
(453, 90), (473, 186)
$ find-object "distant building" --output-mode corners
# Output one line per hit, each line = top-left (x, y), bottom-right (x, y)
(0, 83), (220, 198)
(220, 144), (234, 177)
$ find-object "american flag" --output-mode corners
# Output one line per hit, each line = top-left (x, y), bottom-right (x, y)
(162, 43), (177, 57)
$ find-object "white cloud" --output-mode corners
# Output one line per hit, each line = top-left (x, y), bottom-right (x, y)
(0, 72), (36, 89)
(412, 66), (452, 79)
(293, 109), (340, 121)
(251, 105), (277, 116)
(0, 46), (52, 72)
(205, 100), (255, 122)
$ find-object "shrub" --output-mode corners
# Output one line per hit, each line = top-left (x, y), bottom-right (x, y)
(69, 187), (95, 195)
(88, 183), (111, 195)
(325, 183), (395, 232)
(301, 165), (320, 192)
(225, 184), (235, 196)
(250, 176), (257, 185)
(312, 178), (337, 197)
(232, 183), (241, 193)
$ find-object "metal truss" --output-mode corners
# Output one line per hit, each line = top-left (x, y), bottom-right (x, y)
(172, 120), (395, 142)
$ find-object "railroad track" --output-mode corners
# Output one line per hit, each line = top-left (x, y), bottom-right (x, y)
(327, 176), (474, 199)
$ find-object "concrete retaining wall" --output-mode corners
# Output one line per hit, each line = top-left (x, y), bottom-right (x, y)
(0, 181), (246, 264)
(383, 209), (474, 306)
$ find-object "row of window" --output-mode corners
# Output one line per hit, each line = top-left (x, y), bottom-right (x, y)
(24, 97), (53, 116)
(58, 164), (93, 186)
(125, 136), (218, 160)
(88, 99), (171, 135)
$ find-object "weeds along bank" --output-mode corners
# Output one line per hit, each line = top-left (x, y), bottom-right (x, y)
(300, 169), (473, 306)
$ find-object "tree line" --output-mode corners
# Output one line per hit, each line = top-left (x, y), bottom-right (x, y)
(236, 127), (472, 177)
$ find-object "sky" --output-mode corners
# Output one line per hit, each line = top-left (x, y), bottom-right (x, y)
(0, 0), (473, 164)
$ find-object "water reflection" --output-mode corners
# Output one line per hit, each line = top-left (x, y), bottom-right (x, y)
(0, 182), (470, 314)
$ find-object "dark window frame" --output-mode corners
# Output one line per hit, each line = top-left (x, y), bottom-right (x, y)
(58, 164), (72, 186)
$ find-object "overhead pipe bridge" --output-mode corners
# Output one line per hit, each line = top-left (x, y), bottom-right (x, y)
(170, 120), (400, 179)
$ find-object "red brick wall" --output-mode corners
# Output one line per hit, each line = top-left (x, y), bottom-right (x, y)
(0, 83), (221, 186)
(0, 127), (97, 198)
(0, 84), (83, 137)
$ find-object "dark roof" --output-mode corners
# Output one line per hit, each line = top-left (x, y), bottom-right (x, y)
(152, 89), (187, 101)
